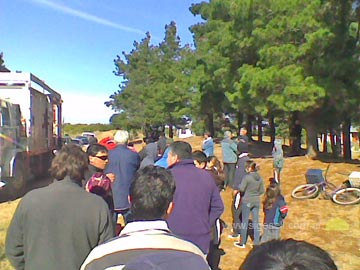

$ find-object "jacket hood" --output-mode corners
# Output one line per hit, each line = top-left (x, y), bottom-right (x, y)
(250, 171), (262, 181)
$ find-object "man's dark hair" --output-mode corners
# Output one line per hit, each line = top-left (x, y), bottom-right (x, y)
(130, 166), (176, 221)
(86, 143), (108, 157)
(50, 144), (89, 181)
(192, 150), (207, 164)
(240, 239), (338, 270)
(168, 141), (192, 160)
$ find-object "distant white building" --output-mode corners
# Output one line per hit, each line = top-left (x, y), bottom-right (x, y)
(177, 128), (194, 138)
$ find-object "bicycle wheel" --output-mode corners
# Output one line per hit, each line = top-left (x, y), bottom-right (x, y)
(291, 184), (319, 199)
(332, 188), (360, 205)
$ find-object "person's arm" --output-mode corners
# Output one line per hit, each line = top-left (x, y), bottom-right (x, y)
(238, 175), (248, 193)
(209, 182), (224, 226)
(259, 177), (265, 195)
(106, 173), (115, 183)
(231, 142), (238, 154)
(5, 202), (25, 270)
(98, 205), (116, 243)
(202, 139), (210, 151)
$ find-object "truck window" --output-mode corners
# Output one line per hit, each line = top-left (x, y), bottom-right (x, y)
(0, 104), (10, 126)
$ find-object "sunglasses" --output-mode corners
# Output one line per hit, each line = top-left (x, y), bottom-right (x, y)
(94, 155), (109, 161)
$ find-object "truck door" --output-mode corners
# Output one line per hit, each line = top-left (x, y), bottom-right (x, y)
(0, 100), (18, 175)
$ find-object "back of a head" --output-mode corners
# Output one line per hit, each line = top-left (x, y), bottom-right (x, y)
(50, 144), (88, 181)
(130, 166), (176, 220)
(114, 130), (129, 144)
(168, 141), (192, 160)
(245, 160), (257, 172)
(88, 136), (98, 145)
(240, 127), (247, 135)
(192, 150), (207, 164)
(224, 130), (232, 138)
(208, 155), (223, 171)
(240, 239), (338, 270)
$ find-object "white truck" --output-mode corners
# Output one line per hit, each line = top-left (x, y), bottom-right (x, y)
(0, 72), (62, 197)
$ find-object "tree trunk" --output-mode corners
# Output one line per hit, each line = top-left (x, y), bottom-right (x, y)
(330, 130), (336, 156)
(236, 111), (243, 135)
(269, 115), (275, 143)
(246, 114), (253, 141)
(342, 119), (351, 160)
(303, 119), (318, 158)
(330, 129), (339, 158)
(336, 131), (341, 157)
(322, 132), (328, 153)
(169, 124), (174, 138)
(206, 112), (215, 137)
(257, 116), (262, 142)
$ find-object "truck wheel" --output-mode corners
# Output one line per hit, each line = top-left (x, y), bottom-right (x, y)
(9, 161), (27, 199)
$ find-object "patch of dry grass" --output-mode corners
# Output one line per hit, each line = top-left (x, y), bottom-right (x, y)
(0, 200), (19, 270)
(1, 136), (360, 270)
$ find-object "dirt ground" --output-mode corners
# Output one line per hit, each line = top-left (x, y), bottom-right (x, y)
(1, 134), (359, 270)
(182, 136), (360, 270)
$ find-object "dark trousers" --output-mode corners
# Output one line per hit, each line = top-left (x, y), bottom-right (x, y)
(223, 162), (236, 188)
(231, 193), (242, 234)
(207, 241), (222, 270)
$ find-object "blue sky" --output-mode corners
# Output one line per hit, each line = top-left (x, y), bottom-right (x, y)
(0, 0), (204, 124)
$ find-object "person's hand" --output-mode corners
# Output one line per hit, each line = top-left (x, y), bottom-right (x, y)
(106, 173), (116, 183)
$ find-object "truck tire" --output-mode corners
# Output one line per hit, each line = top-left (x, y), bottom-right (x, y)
(8, 160), (27, 200)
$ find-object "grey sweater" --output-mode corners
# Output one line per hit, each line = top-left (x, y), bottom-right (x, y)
(239, 171), (265, 203)
(5, 177), (115, 270)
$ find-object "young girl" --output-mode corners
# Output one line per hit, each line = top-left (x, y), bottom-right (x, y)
(207, 155), (225, 190)
(272, 139), (284, 183)
(260, 183), (288, 244)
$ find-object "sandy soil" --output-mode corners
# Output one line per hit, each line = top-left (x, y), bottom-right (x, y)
(183, 136), (360, 270)
(1, 134), (359, 270)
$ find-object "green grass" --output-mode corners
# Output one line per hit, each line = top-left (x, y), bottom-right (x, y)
(0, 200), (19, 270)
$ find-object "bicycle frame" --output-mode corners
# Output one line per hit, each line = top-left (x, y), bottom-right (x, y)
(292, 167), (360, 205)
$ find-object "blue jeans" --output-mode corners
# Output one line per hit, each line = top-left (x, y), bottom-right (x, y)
(240, 201), (260, 245)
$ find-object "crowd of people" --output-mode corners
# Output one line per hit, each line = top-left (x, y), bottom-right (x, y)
(5, 128), (337, 270)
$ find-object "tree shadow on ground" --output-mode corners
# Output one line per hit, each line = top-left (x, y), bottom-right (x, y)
(248, 140), (360, 166)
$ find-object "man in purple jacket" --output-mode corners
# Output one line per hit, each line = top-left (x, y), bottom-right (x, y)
(167, 141), (224, 254)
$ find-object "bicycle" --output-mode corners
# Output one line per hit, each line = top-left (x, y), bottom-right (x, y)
(291, 165), (360, 205)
